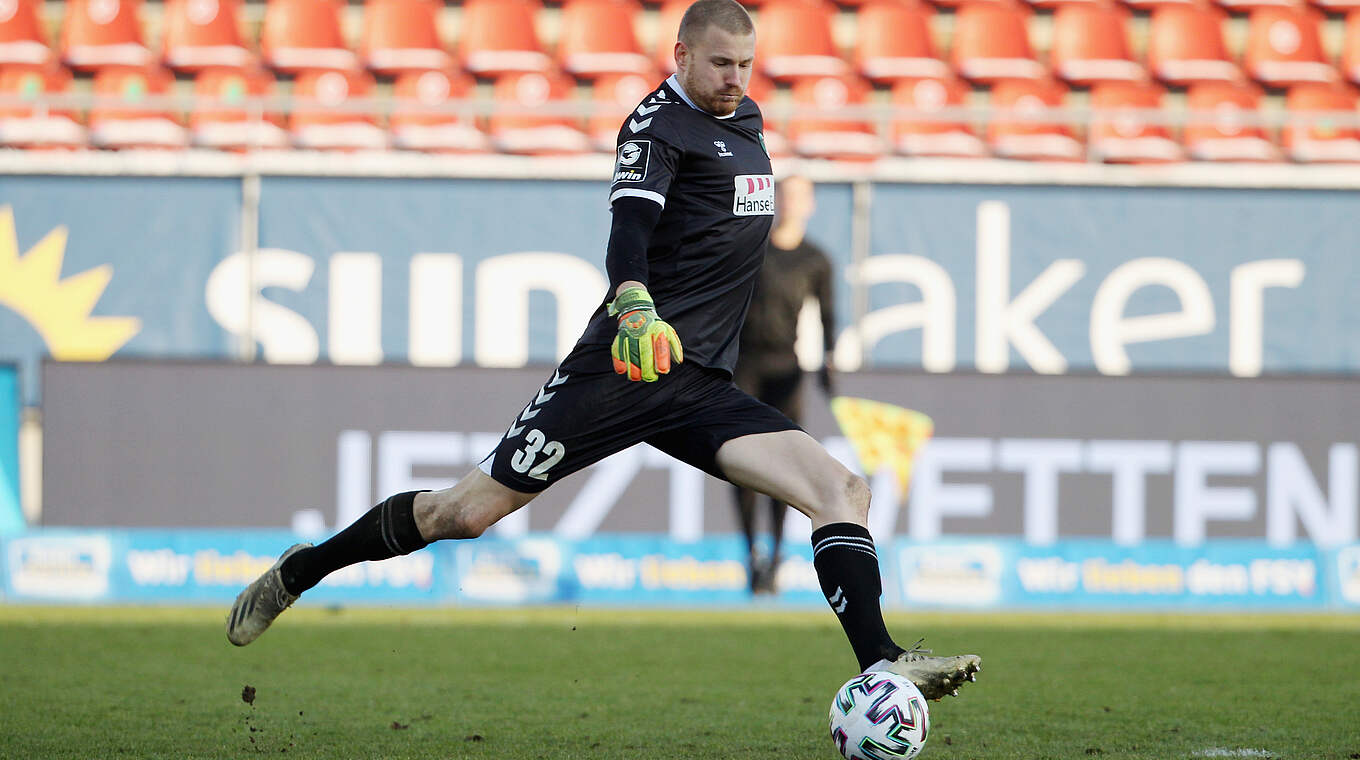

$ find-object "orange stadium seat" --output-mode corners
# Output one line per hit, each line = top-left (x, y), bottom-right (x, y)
(557, 0), (651, 78)
(855, 0), (951, 84)
(1088, 81), (1183, 163)
(162, 0), (253, 73)
(1348, 11), (1360, 85)
(460, 0), (551, 77)
(951, 1), (1047, 84)
(987, 79), (1084, 161)
(61, 0), (153, 71)
(1147, 4), (1241, 87)
(0, 65), (85, 148)
(1121, 0), (1198, 11)
(756, 0), (848, 82)
(488, 70), (591, 154)
(1217, 0), (1298, 11)
(587, 70), (657, 150)
(0, 0), (51, 66)
(891, 76), (988, 158)
(289, 68), (388, 150)
(390, 68), (489, 152)
(785, 74), (884, 160)
(190, 67), (289, 150)
(1281, 83), (1360, 162)
(1183, 81), (1280, 161)
(360, 0), (453, 75)
(1049, 2), (1145, 86)
(653, 0), (685, 74)
(1244, 6), (1338, 88)
(1313, 0), (1360, 13)
(261, 0), (356, 74)
(88, 66), (188, 149)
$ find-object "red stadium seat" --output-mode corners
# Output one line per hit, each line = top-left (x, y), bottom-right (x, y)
(89, 66), (188, 149)
(891, 76), (987, 158)
(1049, 2), (1144, 87)
(61, 0), (153, 71)
(0, 0), (51, 66)
(162, 0), (253, 73)
(1183, 81), (1280, 161)
(587, 70), (657, 151)
(460, 0), (551, 77)
(557, 0), (651, 78)
(0, 65), (84, 148)
(190, 67), (289, 150)
(1244, 6), (1338, 88)
(1088, 81), (1182, 163)
(488, 70), (591, 154)
(951, 1), (1047, 84)
(261, 0), (356, 74)
(855, 0), (951, 84)
(786, 74), (884, 160)
(1147, 4), (1240, 87)
(1121, 0), (1197, 11)
(1348, 11), (1360, 86)
(986, 79), (1084, 161)
(1312, 0), (1360, 13)
(390, 68), (489, 152)
(360, 0), (452, 75)
(756, 0), (848, 82)
(1282, 83), (1360, 162)
(653, 0), (685, 74)
(289, 68), (388, 150)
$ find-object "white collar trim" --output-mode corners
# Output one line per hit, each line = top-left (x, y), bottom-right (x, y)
(666, 74), (737, 120)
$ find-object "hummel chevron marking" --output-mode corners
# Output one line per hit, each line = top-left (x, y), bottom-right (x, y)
(520, 406), (540, 421)
(547, 371), (569, 387)
(534, 386), (555, 406)
(635, 103), (661, 116)
(828, 586), (848, 614)
(628, 117), (652, 133)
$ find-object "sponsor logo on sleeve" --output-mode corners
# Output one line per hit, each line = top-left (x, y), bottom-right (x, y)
(613, 140), (651, 183)
(732, 174), (775, 216)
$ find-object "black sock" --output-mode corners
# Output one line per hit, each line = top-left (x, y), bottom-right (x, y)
(279, 491), (430, 595)
(811, 522), (904, 671)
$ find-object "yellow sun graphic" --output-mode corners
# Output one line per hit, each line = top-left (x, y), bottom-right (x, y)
(0, 206), (141, 360)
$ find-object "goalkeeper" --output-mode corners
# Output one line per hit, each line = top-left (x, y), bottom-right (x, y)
(227, 0), (980, 702)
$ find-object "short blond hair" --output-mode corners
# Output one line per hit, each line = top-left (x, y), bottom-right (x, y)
(677, 0), (755, 46)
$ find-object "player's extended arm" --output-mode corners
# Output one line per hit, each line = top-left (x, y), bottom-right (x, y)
(604, 196), (683, 382)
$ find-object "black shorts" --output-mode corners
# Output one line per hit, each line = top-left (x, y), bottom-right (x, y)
(479, 343), (802, 493)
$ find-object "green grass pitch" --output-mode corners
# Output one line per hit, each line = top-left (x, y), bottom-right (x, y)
(1, 605), (1357, 759)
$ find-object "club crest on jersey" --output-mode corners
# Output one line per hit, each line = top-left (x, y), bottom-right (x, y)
(613, 139), (651, 183)
(732, 174), (775, 216)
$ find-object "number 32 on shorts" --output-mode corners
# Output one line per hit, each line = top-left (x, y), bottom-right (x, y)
(510, 429), (566, 481)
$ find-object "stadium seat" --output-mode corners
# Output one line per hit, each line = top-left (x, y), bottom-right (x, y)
(1121, 0), (1198, 11)
(653, 0), (685, 74)
(587, 70), (657, 151)
(360, 0), (453, 75)
(986, 79), (1084, 161)
(890, 76), (988, 158)
(854, 0), (951, 84)
(61, 0), (153, 71)
(0, 65), (85, 148)
(261, 0), (356, 74)
(460, 0), (552, 77)
(289, 68), (388, 150)
(0, 0), (51, 66)
(556, 0), (651, 78)
(162, 0), (253, 73)
(1244, 6), (1338, 88)
(390, 68), (490, 152)
(785, 74), (884, 160)
(88, 66), (189, 149)
(1147, 4), (1241, 87)
(190, 67), (289, 150)
(1341, 10), (1360, 86)
(1049, 2), (1145, 87)
(1281, 83), (1360, 162)
(950, 1), (1047, 84)
(1182, 81), (1280, 161)
(1312, 0), (1360, 13)
(756, 0), (848, 82)
(488, 70), (591, 154)
(1088, 81), (1183, 163)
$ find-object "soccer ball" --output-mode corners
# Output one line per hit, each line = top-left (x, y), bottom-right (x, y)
(828, 671), (930, 760)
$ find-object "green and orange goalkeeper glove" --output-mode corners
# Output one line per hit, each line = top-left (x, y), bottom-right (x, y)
(607, 286), (683, 382)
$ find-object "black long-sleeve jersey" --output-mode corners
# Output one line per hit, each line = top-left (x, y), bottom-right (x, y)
(738, 238), (836, 374)
(576, 74), (775, 376)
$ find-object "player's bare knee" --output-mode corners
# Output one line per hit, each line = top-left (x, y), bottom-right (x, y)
(417, 496), (489, 540)
(844, 472), (871, 524)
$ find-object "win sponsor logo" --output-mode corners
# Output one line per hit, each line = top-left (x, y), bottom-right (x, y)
(732, 174), (774, 216)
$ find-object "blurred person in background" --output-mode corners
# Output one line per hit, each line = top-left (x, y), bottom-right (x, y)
(732, 174), (836, 595)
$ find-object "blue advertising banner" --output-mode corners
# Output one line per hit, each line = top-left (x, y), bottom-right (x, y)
(0, 364), (18, 533)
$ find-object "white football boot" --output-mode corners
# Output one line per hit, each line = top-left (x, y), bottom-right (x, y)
(226, 543), (312, 646)
(875, 639), (981, 701)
